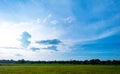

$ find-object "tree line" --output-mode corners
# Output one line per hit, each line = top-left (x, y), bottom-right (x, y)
(0, 59), (120, 65)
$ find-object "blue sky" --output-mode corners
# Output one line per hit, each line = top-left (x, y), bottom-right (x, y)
(0, 0), (120, 60)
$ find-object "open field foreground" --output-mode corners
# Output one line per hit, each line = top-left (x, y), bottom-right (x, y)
(0, 64), (120, 74)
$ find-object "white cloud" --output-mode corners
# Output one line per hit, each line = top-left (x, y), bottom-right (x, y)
(50, 20), (58, 25)
(0, 14), (69, 60)
(0, 22), (21, 47)
(63, 16), (74, 23)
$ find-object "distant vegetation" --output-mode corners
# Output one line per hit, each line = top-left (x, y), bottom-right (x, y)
(0, 59), (120, 74)
(0, 59), (120, 65)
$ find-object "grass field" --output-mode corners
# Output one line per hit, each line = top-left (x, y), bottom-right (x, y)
(0, 64), (120, 74)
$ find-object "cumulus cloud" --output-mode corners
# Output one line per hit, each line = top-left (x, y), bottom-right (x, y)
(43, 45), (58, 51)
(35, 39), (64, 51)
(36, 39), (62, 45)
(20, 31), (31, 48)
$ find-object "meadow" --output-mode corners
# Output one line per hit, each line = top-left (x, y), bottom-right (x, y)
(0, 64), (120, 74)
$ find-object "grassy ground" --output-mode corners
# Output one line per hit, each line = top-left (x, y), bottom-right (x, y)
(0, 64), (120, 74)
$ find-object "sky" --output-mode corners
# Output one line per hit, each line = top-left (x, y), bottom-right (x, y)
(0, 0), (120, 61)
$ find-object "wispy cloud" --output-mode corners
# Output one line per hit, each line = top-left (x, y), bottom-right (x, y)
(30, 47), (40, 51)
(15, 54), (22, 56)
(63, 16), (75, 23)
(0, 47), (20, 49)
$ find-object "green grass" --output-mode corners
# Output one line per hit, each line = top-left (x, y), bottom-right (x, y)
(0, 64), (120, 74)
